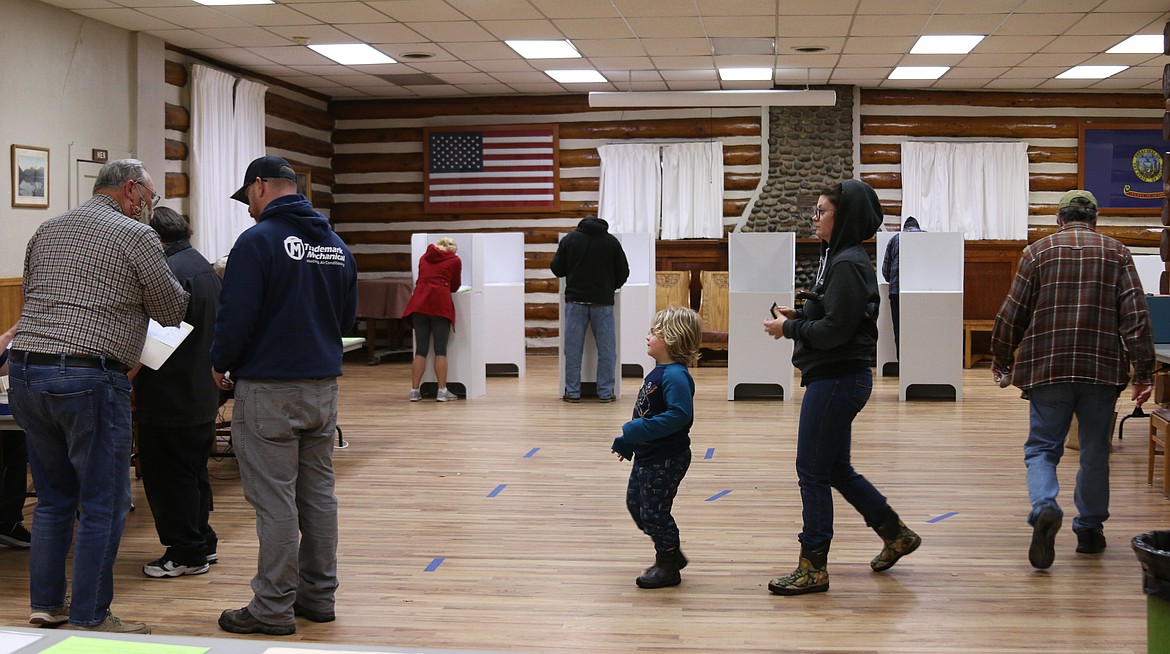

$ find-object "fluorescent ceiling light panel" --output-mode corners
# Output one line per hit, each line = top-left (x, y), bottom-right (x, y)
(1106, 35), (1163, 54)
(718, 67), (773, 81)
(192, 0), (272, 4)
(308, 44), (396, 65)
(546, 69), (606, 83)
(589, 89), (836, 108)
(910, 35), (984, 55)
(506, 40), (581, 59)
(889, 66), (949, 80)
(1056, 65), (1128, 79)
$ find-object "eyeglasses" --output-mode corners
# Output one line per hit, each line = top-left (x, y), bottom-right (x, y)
(811, 206), (834, 220)
(134, 180), (160, 207)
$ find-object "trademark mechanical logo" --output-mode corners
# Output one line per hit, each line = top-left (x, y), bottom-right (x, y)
(284, 236), (306, 260)
(284, 235), (347, 265)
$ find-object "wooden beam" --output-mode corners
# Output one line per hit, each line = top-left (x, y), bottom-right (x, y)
(330, 201), (599, 224)
(862, 89), (1163, 110)
(164, 60), (188, 88)
(165, 172), (188, 198)
(526, 303), (558, 321)
(266, 126), (333, 159)
(267, 92), (332, 132)
(165, 103), (189, 133)
(165, 138), (188, 161)
(862, 115), (1078, 139)
(331, 94), (593, 121)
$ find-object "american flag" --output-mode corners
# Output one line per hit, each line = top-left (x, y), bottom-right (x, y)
(424, 126), (559, 213)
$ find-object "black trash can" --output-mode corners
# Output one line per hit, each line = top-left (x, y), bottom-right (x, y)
(1132, 531), (1170, 653)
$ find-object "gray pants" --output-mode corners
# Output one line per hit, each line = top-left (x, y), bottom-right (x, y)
(233, 378), (340, 626)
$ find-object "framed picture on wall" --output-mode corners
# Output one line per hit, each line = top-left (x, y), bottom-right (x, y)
(1078, 123), (1166, 216)
(11, 144), (49, 209)
(294, 165), (312, 203)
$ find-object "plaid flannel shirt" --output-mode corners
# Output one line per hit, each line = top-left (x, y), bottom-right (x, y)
(991, 222), (1155, 390)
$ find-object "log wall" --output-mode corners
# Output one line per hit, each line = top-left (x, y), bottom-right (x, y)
(329, 96), (765, 350)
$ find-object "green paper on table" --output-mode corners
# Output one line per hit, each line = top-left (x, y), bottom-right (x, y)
(40, 636), (208, 654)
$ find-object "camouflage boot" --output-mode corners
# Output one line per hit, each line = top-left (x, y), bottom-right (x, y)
(870, 509), (922, 572)
(768, 543), (829, 595)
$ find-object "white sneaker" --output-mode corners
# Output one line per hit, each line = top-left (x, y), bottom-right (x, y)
(436, 388), (458, 402)
(409, 389), (422, 402)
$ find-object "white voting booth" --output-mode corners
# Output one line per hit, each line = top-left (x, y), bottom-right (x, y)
(480, 233), (526, 377)
(898, 232), (964, 401)
(556, 232), (654, 399)
(875, 231), (898, 376)
(410, 234), (487, 400)
(1133, 254), (1163, 294)
(728, 232), (794, 400)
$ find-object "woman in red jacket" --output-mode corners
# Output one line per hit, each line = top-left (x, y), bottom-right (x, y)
(403, 237), (462, 401)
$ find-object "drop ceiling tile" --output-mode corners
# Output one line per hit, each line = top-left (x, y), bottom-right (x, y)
(1020, 52), (1090, 67)
(961, 52), (1030, 66)
(994, 12), (1082, 35)
(408, 85), (470, 97)
(830, 68), (895, 83)
(666, 80), (722, 90)
(373, 43), (456, 62)
(997, 65), (1066, 78)
(289, 64), (382, 76)
(978, 35), (1056, 53)
(406, 21), (496, 41)
(597, 69), (662, 81)
(640, 39), (711, 57)
(245, 65), (302, 77)
(945, 66), (1011, 78)
(201, 48), (286, 67)
(983, 78), (1047, 89)
(856, 0), (941, 14)
(934, 0), (1025, 14)
(842, 36), (917, 54)
(349, 86), (416, 97)
(624, 80), (671, 91)
(848, 15), (932, 37)
(652, 56), (717, 71)
(552, 18), (635, 39)
(195, 26), (292, 47)
(837, 53), (901, 67)
(712, 55), (776, 68)
(922, 14), (1003, 32)
(41, 0), (117, 8)
(695, 0), (776, 15)
(364, 1), (464, 21)
(773, 15), (852, 37)
(290, 3), (392, 23)
(774, 68), (831, 83)
(249, 45), (337, 65)
(473, 59), (540, 73)
(147, 29), (231, 49)
(478, 19), (563, 39)
(1075, 11), (1164, 34)
(658, 69), (718, 81)
(701, 17), (777, 38)
(336, 62), (417, 75)
(201, 5), (322, 27)
(335, 22), (427, 43)
(134, 6), (253, 28)
(775, 37), (846, 55)
(434, 72), (501, 84)
(774, 53), (843, 67)
(1015, 0), (1099, 11)
(490, 71), (560, 84)
(446, 0), (544, 20)
(265, 24), (356, 42)
(505, 82), (568, 93)
(527, 0), (621, 19)
(441, 41), (518, 60)
(406, 60), (480, 73)
(75, 7), (180, 30)
(720, 79), (775, 89)
(572, 39), (648, 58)
(1040, 35), (1127, 53)
(590, 57), (656, 70)
(612, 0), (699, 18)
(456, 83), (516, 94)
(624, 16), (706, 38)
(895, 54), (965, 66)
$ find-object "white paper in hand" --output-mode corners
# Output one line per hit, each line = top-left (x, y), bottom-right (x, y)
(140, 320), (194, 370)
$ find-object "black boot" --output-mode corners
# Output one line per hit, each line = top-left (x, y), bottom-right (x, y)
(636, 548), (682, 589)
(871, 508), (921, 572)
(768, 542), (830, 595)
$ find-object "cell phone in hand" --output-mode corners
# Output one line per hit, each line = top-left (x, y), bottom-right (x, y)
(770, 302), (779, 319)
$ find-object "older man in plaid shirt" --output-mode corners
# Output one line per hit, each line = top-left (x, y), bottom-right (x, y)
(991, 189), (1155, 570)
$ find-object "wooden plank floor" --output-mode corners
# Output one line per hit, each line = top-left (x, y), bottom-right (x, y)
(2, 355), (1168, 653)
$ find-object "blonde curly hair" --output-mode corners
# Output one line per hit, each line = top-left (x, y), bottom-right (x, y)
(651, 306), (703, 366)
(435, 236), (458, 253)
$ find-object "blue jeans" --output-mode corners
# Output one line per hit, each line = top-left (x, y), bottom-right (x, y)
(1024, 383), (1119, 532)
(8, 358), (133, 626)
(796, 370), (888, 548)
(233, 378), (340, 626)
(562, 302), (616, 399)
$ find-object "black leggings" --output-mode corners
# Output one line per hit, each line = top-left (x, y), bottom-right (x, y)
(413, 314), (451, 357)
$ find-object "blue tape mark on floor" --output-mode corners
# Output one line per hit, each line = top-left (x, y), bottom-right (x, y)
(487, 484), (507, 498)
(424, 557), (444, 572)
(705, 490), (732, 502)
(523, 448), (540, 458)
(704, 447), (714, 460)
(927, 511), (958, 523)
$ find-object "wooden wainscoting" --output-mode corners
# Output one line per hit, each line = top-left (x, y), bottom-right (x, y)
(0, 278), (22, 330)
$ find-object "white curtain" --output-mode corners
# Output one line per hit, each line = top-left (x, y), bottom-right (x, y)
(661, 142), (723, 239)
(598, 143), (660, 234)
(190, 66), (269, 263)
(901, 140), (1028, 240)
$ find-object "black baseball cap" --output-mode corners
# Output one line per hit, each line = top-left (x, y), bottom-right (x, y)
(230, 156), (298, 204)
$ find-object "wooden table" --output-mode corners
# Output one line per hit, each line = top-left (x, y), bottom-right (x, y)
(356, 278), (413, 365)
(963, 319), (996, 368)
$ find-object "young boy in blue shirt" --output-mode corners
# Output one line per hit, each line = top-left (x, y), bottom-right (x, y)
(612, 306), (703, 588)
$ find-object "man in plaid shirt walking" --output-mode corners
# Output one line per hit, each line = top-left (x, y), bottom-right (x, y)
(991, 189), (1155, 570)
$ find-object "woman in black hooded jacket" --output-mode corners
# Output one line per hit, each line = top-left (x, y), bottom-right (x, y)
(763, 180), (921, 595)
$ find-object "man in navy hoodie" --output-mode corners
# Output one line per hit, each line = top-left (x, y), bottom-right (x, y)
(211, 156), (357, 636)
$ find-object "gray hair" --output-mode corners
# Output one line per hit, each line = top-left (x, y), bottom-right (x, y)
(93, 159), (148, 193)
(149, 206), (192, 243)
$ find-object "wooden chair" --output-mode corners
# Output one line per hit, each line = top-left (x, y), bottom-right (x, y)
(655, 270), (691, 313)
(698, 271), (730, 358)
(1150, 406), (1170, 497)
